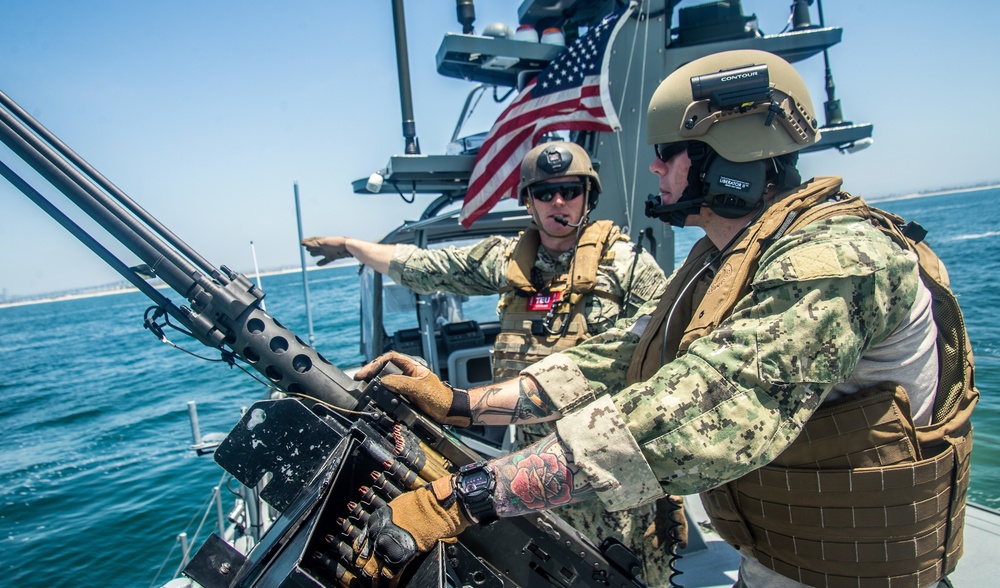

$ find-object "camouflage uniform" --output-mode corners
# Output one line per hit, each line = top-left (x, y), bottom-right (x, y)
(387, 230), (672, 584)
(524, 188), (937, 586)
(388, 233), (665, 333)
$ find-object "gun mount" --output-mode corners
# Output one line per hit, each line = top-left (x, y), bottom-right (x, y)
(0, 85), (646, 588)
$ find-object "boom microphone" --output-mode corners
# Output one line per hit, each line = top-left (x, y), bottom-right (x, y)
(644, 193), (705, 218)
(554, 215), (585, 228)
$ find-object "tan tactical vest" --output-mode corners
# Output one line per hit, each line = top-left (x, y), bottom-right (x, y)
(626, 177), (978, 587)
(493, 220), (623, 381)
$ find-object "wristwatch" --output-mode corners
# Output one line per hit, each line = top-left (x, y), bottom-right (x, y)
(454, 461), (499, 525)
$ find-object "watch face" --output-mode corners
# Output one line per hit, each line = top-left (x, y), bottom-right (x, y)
(459, 470), (491, 495)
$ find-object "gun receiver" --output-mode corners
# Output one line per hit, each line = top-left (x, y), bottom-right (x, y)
(0, 89), (647, 587)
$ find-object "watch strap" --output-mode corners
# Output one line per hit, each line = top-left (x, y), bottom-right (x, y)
(456, 461), (499, 525)
(446, 385), (471, 422)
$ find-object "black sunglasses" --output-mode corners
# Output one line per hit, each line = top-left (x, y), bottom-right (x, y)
(530, 181), (586, 203)
(654, 141), (690, 163)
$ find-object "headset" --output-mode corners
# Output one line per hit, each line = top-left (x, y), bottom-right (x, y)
(645, 141), (767, 227)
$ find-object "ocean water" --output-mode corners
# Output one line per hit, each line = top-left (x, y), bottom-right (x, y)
(0, 188), (997, 588)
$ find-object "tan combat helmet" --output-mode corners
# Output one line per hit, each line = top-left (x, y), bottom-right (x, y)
(646, 49), (821, 162)
(517, 141), (602, 206)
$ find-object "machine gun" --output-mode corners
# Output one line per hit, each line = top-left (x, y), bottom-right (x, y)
(0, 89), (648, 588)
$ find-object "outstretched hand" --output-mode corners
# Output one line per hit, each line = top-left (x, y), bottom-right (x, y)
(301, 236), (352, 265)
(355, 351), (472, 427)
(352, 476), (470, 587)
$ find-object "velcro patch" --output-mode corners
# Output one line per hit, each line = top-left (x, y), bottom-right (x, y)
(788, 243), (844, 280)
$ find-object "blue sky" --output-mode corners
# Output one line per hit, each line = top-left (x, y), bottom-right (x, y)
(1, 1), (998, 297)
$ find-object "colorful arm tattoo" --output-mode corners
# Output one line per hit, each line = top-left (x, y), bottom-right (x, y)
(491, 433), (596, 517)
(468, 376), (557, 425)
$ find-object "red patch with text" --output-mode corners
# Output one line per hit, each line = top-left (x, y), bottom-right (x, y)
(526, 291), (560, 311)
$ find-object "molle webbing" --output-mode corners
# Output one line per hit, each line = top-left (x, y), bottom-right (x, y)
(702, 385), (973, 587)
(492, 309), (590, 380)
(495, 221), (622, 381)
(504, 220), (619, 294)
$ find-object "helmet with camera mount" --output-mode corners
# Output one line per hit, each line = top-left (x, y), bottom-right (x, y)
(645, 50), (820, 225)
(517, 141), (602, 208)
(647, 49), (821, 162)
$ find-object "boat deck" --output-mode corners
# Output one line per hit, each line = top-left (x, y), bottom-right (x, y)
(674, 497), (1000, 587)
(949, 501), (1000, 585)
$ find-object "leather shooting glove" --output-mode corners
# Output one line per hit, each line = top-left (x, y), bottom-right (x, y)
(354, 351), (472, 427)
(301, 236), (352, 265)
(353, 476), (470, 588)
(643, 494), (688, 550)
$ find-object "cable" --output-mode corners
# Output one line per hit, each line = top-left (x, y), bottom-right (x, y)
(664, 496), (686, 587)
(149, 472), (231, 586)
(391, 181), (416, 203)
(289, 392), (381, 420)
(617, 231), (645, 324)
(143, 304), (283, 392)
(659, 203), (766, 365)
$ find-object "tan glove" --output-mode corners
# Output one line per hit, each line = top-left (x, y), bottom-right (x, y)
(354, 351), (472, 427)
(644, 495), (688, 550)
(352, 476), (470, 587)
(301, 236), (352, 266)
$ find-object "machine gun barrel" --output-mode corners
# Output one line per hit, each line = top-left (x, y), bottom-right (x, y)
(0, 88), (362, 409)
(0, 90), (223, 311)
(0, 85), (478, 479)
(0, 157), (178, 314)
(0, 90), (218, 276)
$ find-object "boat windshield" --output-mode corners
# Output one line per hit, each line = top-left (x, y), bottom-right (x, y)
(358, 237), (503, 364)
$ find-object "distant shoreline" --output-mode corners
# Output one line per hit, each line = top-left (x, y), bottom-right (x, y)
(868, 183), (1000, 203)
(3, 183), (996, 308)
(0, 263), (358, 309)
(0, 285), (150, 308)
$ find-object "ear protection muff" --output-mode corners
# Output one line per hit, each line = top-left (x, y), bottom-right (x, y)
(646, 142), (768, 226)
(700, 153), (767, 219)
(683, 142), (766, 219)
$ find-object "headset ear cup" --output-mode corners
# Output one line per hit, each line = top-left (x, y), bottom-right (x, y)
(702, 156), (767, 219)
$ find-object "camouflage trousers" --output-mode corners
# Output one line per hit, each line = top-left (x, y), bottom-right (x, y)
(517, 423), (673, 587)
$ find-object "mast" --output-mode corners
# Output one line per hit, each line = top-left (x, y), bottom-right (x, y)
(793, 0), (846, 127)
(391, 0), (420, 154)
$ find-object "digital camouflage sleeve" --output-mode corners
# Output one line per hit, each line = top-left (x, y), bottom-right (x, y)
(387, 234), (666, 327)
(525, 217), (922, 508)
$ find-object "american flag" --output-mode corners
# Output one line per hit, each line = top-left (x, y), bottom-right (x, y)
(458, 3), (636, 228)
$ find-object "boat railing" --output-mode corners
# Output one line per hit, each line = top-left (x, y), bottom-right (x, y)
(153, 401), (275, 586)
(152, 472), (231, 586)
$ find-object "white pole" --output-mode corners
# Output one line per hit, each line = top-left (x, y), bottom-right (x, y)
(178, 532), (190, 568)
(214, 485), (226, 536)
(293, 182), (316, 345)
(187, 401), (202, 447)
(250, 240), (266, 311)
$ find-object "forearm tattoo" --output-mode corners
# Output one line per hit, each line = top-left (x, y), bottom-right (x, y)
(469, 376), (557, 425)
(492, 433), (596, 517)
(513, 376), (555, 421)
